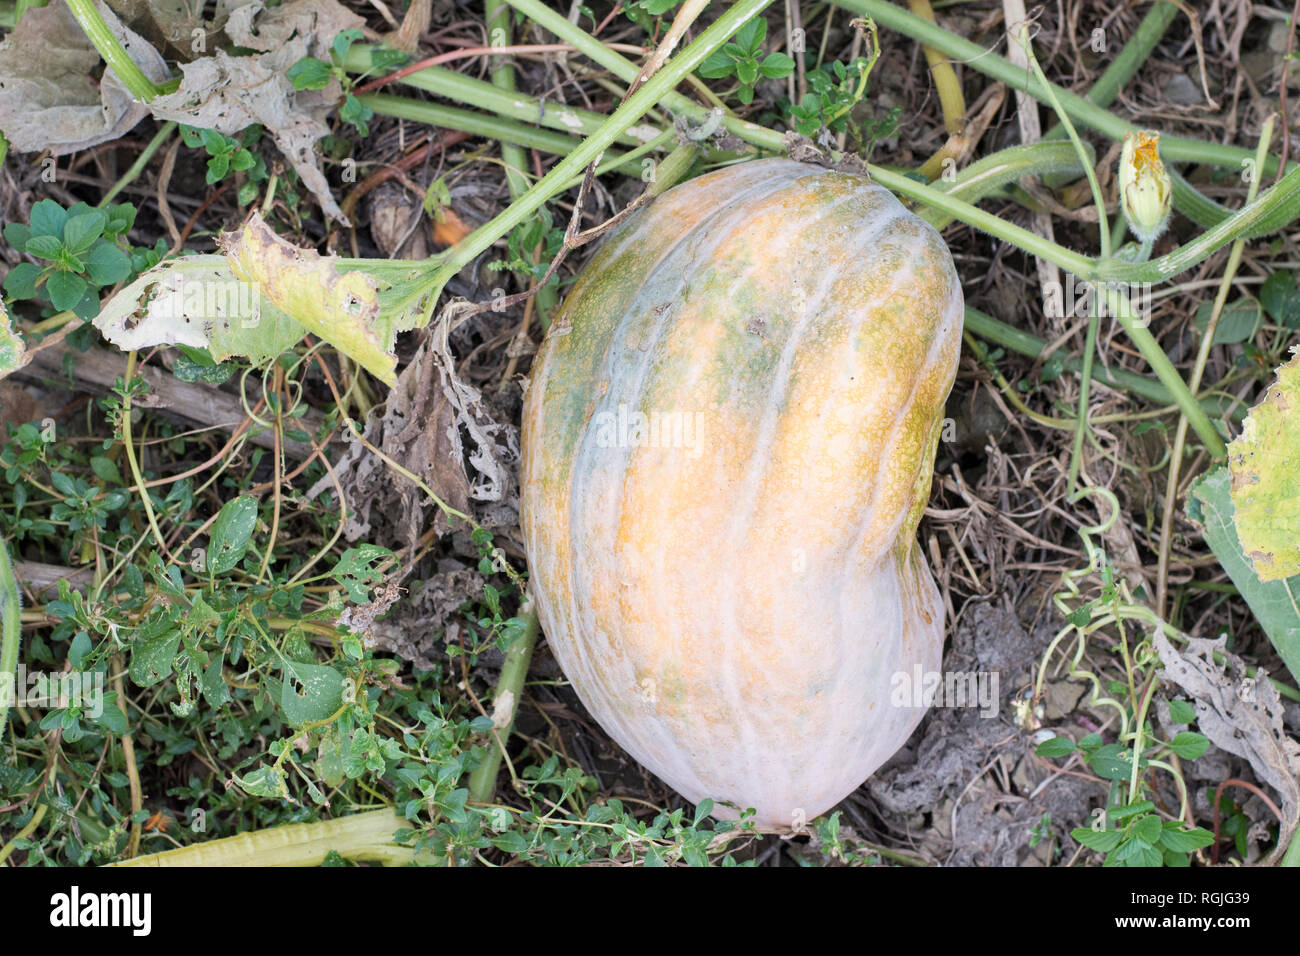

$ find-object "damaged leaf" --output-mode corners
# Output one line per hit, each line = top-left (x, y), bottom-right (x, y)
(1153, 628), (1300, 864)
(93, 255), (306, 364)
(145, 0), (364, 223)
(307, 336), (473, 546)
(1188, 467), (1300, 684)
(0, 300), (26, 380)
(0, 1), (169, 155)
(1228, 349), (1300, 581)
(220, 214), (394, 383)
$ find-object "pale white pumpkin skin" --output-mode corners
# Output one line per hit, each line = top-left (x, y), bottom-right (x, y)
(521, 159), (963, 829)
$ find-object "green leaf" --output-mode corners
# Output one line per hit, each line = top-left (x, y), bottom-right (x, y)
(206, 154), (231, 184)
(62, 211), (106, 256)
(693, 799), (714, 827)
(102, 203), (137, 238)
(280, 659), (346, 726)
(23, 234), (64, 260)
(1086, 743), (1136, 780)
(1168, 699), (1196, 724)
(734, 16), (765, 53)
(0, 299), (26, 377)
(697, 50), (736, 79)
(90, 456), (124, 486)
(735, 58), (758, 86)
(1072, 827), (1123, 852)
(4, 222), (31, 249)
(83, 241), (131, 286)
(490, 830), (530, 854)
(92, 699), (128, 735)
(759, 51), (796, 79)
(234, 766), (288, 799)
(68, 632), (93, 668)
(1188, 467), (1300, 684)
(46, 270), (88, 312)
(332, 544), (393, 602)
(1035, 736), (1077, 758)
(1194, 298), (1261, 344)
(129, 625), (182, 687)
(1168, 731), (1210, 760)
(28, 199), (68, 239)
(2, 262), (42, 299)
(201, 657), (230, 708)
(339, 93), (372, 136)
(1260, 271), (1300, 328)
(207, 496), (258, 574)
(1132, 814), (1162, 844)
(1159, 824), (1214, 853)
(331, 29), (364, 65)
(1109, 800), (1155, 820)
(173, 352), (235, 384)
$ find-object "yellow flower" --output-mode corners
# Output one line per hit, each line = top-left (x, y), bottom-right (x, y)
(1120, 130), (1171, 244)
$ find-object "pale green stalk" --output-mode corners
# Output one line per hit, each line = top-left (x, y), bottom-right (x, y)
(420, 0), (780, 304)
(0, 537), (20, 744)
(64, 0), (164, 101)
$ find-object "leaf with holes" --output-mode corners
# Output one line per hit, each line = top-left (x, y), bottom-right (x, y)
(220, 214), (396, 384)
(94, 255), (305, 364)
(207, 496), (258, 575)
(281, 659), (346, 727)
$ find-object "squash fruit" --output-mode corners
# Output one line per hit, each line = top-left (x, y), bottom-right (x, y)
(520, 158), (963, 829)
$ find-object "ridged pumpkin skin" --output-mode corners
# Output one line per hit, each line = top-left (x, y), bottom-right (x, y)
(520, 158), (963, 829)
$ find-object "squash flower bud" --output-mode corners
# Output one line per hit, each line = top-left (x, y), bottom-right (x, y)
(1119, 131), (1171, 244)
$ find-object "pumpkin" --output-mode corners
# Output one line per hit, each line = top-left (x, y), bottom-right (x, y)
(520, 158), (963, 829)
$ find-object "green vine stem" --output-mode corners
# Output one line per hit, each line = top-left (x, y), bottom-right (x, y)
(64, 0), (165, 101)
(1156, 118), (1273, 615)
(98, 122), (177, 208)
(417, 0), (780, 307)
(501, 0), (786, 153)
(357, 93), (642, 174)
(344, 47), (656, 148)
(918, 141), (1091, 230)
(467, 608), (541, 804)
(836, 0), (1292, 178)
(1, 535), (20, 745)
(963, 306), (1234, 416)
(1010, 22), (1110, 492)
(1101, 286), (1227, 458)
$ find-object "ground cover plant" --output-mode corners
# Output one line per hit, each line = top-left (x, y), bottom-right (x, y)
(1, 0), (1299, 868)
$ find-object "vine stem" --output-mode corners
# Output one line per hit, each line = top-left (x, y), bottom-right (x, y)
(1102, 287), (1228, 459)
(120, 352), (175, 561)
(64, 0), (165, 101)
(0, 536), (20, 746)
(836, 0), (1290, 176)
(423, 0), (781, 302)
(466, 609), (541, 804)
(1156, 118), (1274, 615)
(98, 122), (177, 208)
